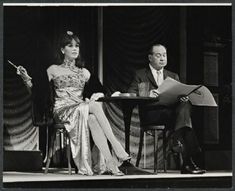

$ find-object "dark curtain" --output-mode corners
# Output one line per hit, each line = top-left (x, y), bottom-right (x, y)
(4, 6), (181, 168)
(4, 6), (98, 159)
(103, 6), (180, 93)
(102, 7), (180, 168)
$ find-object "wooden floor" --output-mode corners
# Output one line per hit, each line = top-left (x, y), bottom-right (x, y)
(3, 169), (233, 188)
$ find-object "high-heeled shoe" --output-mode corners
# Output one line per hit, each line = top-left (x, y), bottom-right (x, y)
(121, 155), (131, 163)
(106, 159), (125, 176)
(110, 170), (124, 176)
(101, 170), (124, 176)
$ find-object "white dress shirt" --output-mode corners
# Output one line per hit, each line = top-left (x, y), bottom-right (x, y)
(149, 64), (164, 86)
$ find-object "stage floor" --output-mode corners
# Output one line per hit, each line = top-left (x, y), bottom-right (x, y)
(3, 169), (232, 182)
(3, 169), (233, 188)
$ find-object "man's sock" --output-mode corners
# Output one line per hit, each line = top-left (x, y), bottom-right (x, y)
(173, 126), (187, 142)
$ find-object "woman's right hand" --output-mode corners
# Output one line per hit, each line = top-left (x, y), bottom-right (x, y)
(16, 66), (32, 81)
(16, 65), (33, 88)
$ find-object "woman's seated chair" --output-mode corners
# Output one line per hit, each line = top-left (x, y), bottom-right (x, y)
(44, 119), (74, 174)
(32, 80), (76, 174)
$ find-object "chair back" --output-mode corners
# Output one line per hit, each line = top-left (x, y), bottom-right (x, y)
(31, 81), (54, 127)
(138, 104), (171, 131)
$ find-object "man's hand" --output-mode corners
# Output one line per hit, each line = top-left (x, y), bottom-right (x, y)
(179, 95), (189, 102)
(149, 89), (159, 98)
(90, 93), (104, 101)
(111, 91), (121, 97)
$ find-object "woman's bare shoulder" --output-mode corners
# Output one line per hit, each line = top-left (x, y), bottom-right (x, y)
(47, 65), (60, 81)
(82, 68), (91, 81)
(47, 64), (58, 73)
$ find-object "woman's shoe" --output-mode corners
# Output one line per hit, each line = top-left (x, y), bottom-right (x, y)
(110, 170), (125, 176)
(106, 159), (124, 176)
(125, 156), (132, 161)
(121, 155), (131, 163)
(102, 169), (124, 176)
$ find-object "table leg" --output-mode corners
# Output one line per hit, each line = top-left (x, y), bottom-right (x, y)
(121, 101), (135, 154)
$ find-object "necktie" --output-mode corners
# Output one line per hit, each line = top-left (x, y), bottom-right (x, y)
(156, 70), (162, 86)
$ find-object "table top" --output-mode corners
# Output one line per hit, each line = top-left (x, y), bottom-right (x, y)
(98, 96), (159, 102)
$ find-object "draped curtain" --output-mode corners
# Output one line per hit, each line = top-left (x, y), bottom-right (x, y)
(103, 7), (180, 168)
(3, 7), (98, 154)
(4, 6), (180, 169)
(4, 7), (41, 150)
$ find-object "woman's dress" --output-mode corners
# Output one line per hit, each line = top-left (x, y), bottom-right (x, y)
(51, 68), (104, 175)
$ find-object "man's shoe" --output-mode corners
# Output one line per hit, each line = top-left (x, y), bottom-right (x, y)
(190, 159), (206, 174)
(181, 164), (206, 174)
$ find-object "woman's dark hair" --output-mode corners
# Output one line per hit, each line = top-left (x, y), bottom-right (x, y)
(55, 31), (85, 68)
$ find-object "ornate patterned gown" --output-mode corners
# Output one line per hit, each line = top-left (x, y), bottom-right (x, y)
(51, 68), (104, 175)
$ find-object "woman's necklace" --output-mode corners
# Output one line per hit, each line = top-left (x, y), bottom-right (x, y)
(60, 59), (81, 73)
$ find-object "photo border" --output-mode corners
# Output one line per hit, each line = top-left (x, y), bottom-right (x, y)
(0, 0), (233, 190)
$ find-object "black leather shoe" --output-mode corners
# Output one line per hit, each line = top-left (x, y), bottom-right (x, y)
(181, 163), (206, 174)
(190, 160), (206, 174)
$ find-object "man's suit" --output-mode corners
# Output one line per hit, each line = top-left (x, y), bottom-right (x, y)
(128, 67), (200, 157)
(128, 67), (179, 92)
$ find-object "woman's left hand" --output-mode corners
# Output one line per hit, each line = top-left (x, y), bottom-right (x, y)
(90, 93), (104, 101)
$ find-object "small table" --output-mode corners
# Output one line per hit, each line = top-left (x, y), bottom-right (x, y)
(97, 96), (159, 154)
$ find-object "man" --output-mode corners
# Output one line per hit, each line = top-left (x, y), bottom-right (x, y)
(128, 44), (205, 174)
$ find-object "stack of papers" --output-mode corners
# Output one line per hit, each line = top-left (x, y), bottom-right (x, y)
(157, 77), (217, 106)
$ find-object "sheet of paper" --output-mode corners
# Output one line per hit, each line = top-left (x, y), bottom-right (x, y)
(188, 86), (217, 106)
(156, 77), (217, 106)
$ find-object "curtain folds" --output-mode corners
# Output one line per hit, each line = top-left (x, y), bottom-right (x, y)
(4, 74), (38, 150)
(4, 6), (179, 168)
(103, 7), (179, 168)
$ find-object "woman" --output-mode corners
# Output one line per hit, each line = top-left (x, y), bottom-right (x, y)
(17, 31), (130, 176)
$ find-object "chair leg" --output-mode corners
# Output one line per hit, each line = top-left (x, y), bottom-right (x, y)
(154, 131), (159, 173)
(75, 166), (78, 174)
(153, 131), (156, 172)
(60, 131), (64, 164)
(44, 129), (56, 174)
(163, 130), (167, 172)
(66, 132), (72, 175)
(43, 125), (49, 164)
(136, 128), (145, 167)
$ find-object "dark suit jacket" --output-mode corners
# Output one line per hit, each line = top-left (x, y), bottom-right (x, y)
(128, 67), (179, 94)
(127, 66), (180, 114)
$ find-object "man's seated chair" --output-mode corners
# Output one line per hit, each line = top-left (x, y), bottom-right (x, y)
(136, 104), (175, 173)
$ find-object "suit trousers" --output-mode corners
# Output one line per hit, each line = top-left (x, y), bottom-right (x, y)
(140, 101), (192, 130)
(139, 102), (200, 157)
